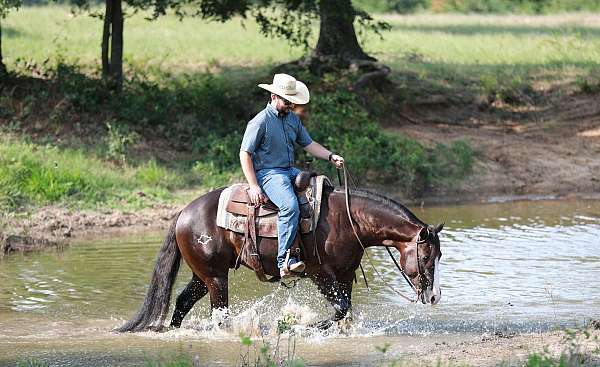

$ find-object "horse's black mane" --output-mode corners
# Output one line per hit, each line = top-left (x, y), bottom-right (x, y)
(334, 187), (428, 228)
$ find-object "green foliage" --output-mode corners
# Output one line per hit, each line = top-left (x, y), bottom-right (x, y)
(357, 0), (600, 13)
(353, 0), (390, 13)
(0, 0), (22, 18)
(105, 119), (140, 163)
(429, 140), (474, 185)
(240, 334), (253, 347)
(1, 59), (474, 209)
(307, 90), (473, 196)
(386, 0), (430, 13)
(0, 136), (186, 210)
(375, 342), (392, 354)
(576, 72), (600, 94)
(524, 328), (599, 367)
(54, 63), (109, 112)
(190, 161), (237, 189)
(442, 0), (600, 14)
(237, 333), (305, 367)
(15, 359), (48, 367)
(480, 72), (537, 106)
(253, 3), (316, 49)
(277, 313), (297, 335)
(252, 0), (390, 50)
(135, 159), (181, 188)
(354, 0), (430, 14)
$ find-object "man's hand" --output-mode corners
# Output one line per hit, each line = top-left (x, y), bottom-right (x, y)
(330, 154), (344, 169)
(247, 185), (266, 206)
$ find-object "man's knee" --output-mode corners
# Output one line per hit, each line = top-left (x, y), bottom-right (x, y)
(279, 197), (299, 216)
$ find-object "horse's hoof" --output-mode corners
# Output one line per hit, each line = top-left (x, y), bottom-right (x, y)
(150, 325), (173, 333)
(311, 319), (333, 330)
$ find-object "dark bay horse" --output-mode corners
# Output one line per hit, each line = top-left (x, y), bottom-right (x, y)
(117, 186), (443, 332)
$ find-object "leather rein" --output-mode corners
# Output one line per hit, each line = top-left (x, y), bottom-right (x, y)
(341, 164), (428, 303)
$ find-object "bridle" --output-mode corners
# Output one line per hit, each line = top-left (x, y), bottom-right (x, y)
(341, 164), (432, 303)
(385, 230), (431, 301)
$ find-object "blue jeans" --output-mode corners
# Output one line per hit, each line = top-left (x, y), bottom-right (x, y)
(255, 167), (301, 269)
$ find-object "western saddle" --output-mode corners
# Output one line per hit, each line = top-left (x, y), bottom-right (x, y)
(225, 171), (316, 281)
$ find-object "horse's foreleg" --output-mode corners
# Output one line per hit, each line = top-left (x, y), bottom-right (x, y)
(170, 274), (208, 328)
(328, 279), (352, 321)
(313, 274), (353, 329)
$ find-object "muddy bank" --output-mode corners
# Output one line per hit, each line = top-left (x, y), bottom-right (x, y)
(385, 88), (600, 202)
(378, 326), (600, 367)
(1, 326), (598, 366)
(0, 203), (181, 255)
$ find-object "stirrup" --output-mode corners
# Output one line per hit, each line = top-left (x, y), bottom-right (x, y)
(283, 249), (291, 272)
(283, 249), (305, 273)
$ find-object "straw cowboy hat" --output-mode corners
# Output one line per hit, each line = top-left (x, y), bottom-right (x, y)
(258, 73), (310, 105)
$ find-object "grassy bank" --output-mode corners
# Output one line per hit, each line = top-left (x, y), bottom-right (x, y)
(365, 14), (600, 109)
(4, 8), (600, 123)
(3, 7), (599, 212)
(0, 64), (474, 211)
(0, 135), (195, 211)
(5, 8), (600, 77)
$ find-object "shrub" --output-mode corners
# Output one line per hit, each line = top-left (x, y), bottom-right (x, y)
(576, 74), (600, 95)
(306, 90), (473, 196)
(104, 120), (140, 164)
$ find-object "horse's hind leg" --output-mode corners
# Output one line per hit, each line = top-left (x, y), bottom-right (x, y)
(206, 275), (229, 311)
(170, 274), (208, 328)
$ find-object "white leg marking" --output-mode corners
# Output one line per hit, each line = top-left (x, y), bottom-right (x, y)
(432, 257), (441, 304)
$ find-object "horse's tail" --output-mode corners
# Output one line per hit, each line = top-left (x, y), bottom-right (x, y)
(115, 211), (182, 332)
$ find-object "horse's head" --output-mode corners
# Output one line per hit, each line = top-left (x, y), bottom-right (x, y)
(395, 222), (443, 305)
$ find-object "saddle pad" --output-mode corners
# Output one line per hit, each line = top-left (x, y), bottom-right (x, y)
(216, 176), (332, 238)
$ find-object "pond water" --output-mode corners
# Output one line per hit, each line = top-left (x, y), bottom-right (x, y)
(1, 199), (599, 366)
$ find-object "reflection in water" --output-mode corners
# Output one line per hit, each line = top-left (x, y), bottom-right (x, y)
(0, 199), (599, 364)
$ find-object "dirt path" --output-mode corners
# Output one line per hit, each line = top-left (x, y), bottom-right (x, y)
(386, 89), (600, 203)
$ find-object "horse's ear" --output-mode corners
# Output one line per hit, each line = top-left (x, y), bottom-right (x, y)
(434, 222), (444, 233)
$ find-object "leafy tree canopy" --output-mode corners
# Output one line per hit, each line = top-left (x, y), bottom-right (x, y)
(0, 0), (22, 18)
(138, 0), (389, 52)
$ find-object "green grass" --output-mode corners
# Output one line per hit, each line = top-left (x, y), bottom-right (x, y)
(0, 75), (473, 209)
(3, 5), (304, 73)
(365, 14), (600, 96)
(5, 7), (600, 77)
(0, 135), (190, 210)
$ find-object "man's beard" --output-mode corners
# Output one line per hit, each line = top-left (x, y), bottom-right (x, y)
(277, 106), (291, 117)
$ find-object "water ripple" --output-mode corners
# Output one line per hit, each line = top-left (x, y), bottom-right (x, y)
(1, 199), (599, 334)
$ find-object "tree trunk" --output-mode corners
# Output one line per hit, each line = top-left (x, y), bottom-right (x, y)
(101, 0), (112, 78)
(314, 0), (375, 63)
(101, 0), (123, 90)
(110, 0), (123, 86)
(0, 19), (7, 77)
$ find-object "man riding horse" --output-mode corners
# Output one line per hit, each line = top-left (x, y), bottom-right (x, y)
(116, 74), (442, 334)
(240, 73), (345, 279)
